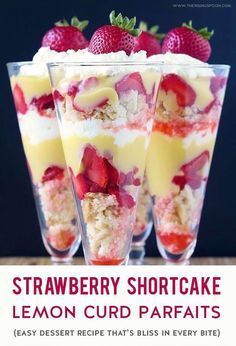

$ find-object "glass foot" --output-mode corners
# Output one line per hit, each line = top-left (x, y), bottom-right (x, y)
(51, 257), (73, 265)
(129, 243), (145, 265)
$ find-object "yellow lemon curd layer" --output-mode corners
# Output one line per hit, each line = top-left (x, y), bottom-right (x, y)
(11, 75), (51, 103)
(22, 136), (66, 183)
(146, 130), (217, 197)
(62, 134), (148, 176)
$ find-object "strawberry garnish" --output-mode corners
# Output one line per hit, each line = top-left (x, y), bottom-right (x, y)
(172, 151), (209, 190)
(115, 72), (146, 96)
(161, 73), (196, 107)
(162, 20), (214, 62)
(158, 231), (195, 254)
(31, 94), (55, 116)
(87, 156), (108, 189)
(42, 17), (89, 52)
(88, 11), (139, 55)
(42, 166), (64, 183)
(133, 21), (164, 57)
(13, 84), (28, 114)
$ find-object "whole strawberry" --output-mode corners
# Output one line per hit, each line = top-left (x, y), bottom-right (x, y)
(133, 21), (164, 57)
(88, 11), (140, 55)
(42, 17), (89, 52)
(162, 21), (214, 62)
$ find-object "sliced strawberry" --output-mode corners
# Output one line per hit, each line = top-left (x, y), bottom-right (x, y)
(182, 151), (209, 175)
(13, 84), (28, 114)
(118, 169), (141, 186)
(119, 191), (135, 208)
(115, 72), (146, 96)
(42, 166), (64, 183)
(210, 76), (227, 95)
(81, 77), (99, 91)
(48, 229), (75, 251)
(53, 89), (64, 101)
(158, 231), (195, 254)
(31, 94), (55, 116)
(82, 145), (97, 169)
(72, 172), (90, 200)
(105, 159), (119, 185)
(172, 175), (187, 190)
(68, 82), (81, 96)
(108, 186), (135, 209)
(87, 156), (108, 189)
(161, 74), (196, 107)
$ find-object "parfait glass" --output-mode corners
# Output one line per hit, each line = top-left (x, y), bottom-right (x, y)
(7, 62), (81, 264)
(146, 64), (230, 264)
(129, 176), (153, 264)
(48, 62), (161, 265)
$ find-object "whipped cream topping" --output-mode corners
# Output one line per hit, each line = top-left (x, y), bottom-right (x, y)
(148, 52), (214, 78)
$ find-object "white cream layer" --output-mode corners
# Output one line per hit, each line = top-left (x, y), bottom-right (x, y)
(60, 118), (149, 148)
(18, 109), (60, 144)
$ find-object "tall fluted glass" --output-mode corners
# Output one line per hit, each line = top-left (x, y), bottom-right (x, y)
(48, 62), (161, 265)
(7, 62), (81, 263)
(146, 64), (230, 264)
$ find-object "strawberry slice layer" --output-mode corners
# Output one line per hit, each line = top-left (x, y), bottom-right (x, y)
(161, 74), (196, 107)
(172, 151), (209, 190)
(72, 145), (138, 209)
(115, 72), (146, 96)
(42, 166), (64, 183)
(13, 84), (28, 114)
(53, 90), (64, 101)
(158, 231), (195, 254)
(31, 94), (55, 116)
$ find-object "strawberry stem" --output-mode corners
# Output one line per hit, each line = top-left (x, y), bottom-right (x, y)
(139, 21), (165, 40)
(55, 17), (89, 31)
(182, 20), (214, 40)
(109, 10), (140, 36)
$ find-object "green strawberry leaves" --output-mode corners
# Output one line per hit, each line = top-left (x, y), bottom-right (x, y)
(55, 17), (89, 32)
(139, 21), (165, 40)
(109, 10), (140, 36)
(182, 20), (214, 40)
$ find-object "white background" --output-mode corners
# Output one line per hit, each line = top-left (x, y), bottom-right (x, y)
(0, 265), (235, 346)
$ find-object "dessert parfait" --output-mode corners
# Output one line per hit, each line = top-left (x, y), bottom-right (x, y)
(7, 17), (89, 262)
(147, 22), (230, 262)
(49, 12), (161, 265)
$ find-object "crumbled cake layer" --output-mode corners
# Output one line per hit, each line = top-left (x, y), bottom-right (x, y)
(82, 192), (134, 259)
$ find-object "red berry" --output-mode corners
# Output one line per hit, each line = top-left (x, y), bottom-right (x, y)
(31, 94), (55, 116)
(161, 73), (196, 107)
(162, 22), (213, 62)
(89, 25), (134, 55)
(13, 84), (28, 114)
(133, 31), (161, 57)
(42, 166), (64, 183)
(182, 150), (209, 175)
(74, 173), (90, 200)
(53, 90), (64, 101)
(42, 17), (89, 52)
(87, 157), (108, 189)
(115, 72), (146, 96)
(105, 160), (119, 185)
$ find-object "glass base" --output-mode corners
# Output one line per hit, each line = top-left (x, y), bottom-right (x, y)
(129, 242), (145, 265)
(51, 256), (73, 265)
(85, 255), (129, 266)
(157, 237), (197, 264)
